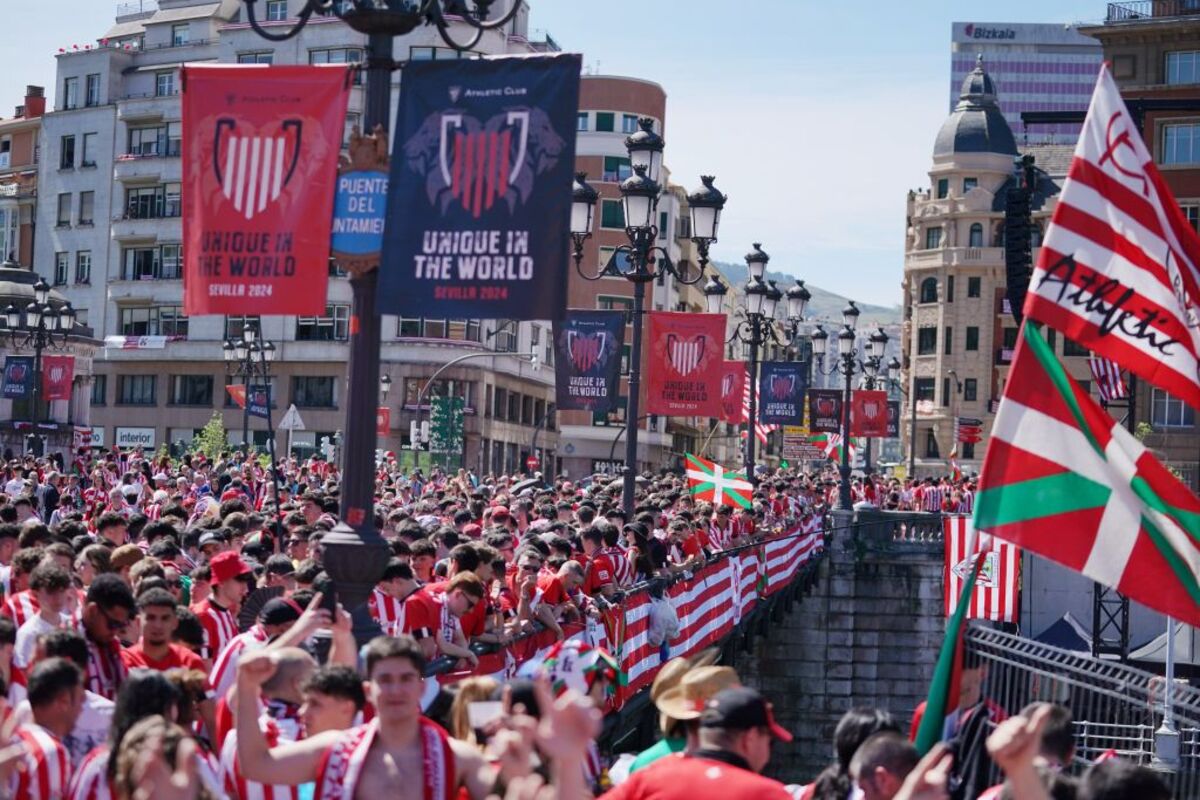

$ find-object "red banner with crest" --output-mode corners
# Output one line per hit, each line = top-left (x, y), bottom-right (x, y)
(181, 65), (349, 315)
(645, 311), (724, 418)
(42, 355), (74, 401)
(719, 361), (746, 423)
(851, 390), (889, 437)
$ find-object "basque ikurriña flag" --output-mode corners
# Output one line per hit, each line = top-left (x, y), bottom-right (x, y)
(552, 310), (625, 413)
(685, 454), (752, 509)
(1024, 63), (1200, 412)
(379, 53), (582, 321)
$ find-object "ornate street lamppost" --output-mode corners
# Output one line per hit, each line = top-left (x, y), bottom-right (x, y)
(223, 323), (276, 456)
(238, 0), (523, 641)
(570, 124), (726, 516)
(2, 274), (76, 457)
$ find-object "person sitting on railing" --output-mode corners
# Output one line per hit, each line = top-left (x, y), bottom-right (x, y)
(580, 529), (617, 600)
(402, 572), (483, 670)
(512, 547), (564, 640)
(665, 519), (706, 573)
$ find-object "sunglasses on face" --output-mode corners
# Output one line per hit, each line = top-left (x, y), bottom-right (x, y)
(101, 608), (130, 632)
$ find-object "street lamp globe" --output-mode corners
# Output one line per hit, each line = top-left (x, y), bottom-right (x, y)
(764, 280), (782, 319)
(863, 359), (878, 379)
(624, 117), (665, 185)
(262, 341), (277, 363)
(24, 303), (40, 330)
(244, 324), (257, 344)
(223, 341), (237, 362)
(619, 166), (659, 231)
(786, 280), (811, 321)
(888, 357), (902, 383)
(687, 176), (726, 244)
(380, 373), (393, 399)
(837, 326), (856, 357)
(234, 340), (248, 362)
(743, 279), (768, 317)
(811, 325), (828, 357)
(745, 242), (769, 282)
(32, 279), (49, 306)
(842, 301), (860, 331)
(869, 328), (889, 360)
(59, 304), (76, 330)
(703, 274), (728, 315)
(3, 305), (18, 329)
(570, 172), (598, 237)
(43, 307), (58, 331)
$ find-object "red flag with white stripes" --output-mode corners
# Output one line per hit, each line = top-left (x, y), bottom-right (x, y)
(943, 515), (1019, 623)
(1087, 355), (1128, 403)
(1024, 63), (1200, 412)
(742, 375), (776, 444)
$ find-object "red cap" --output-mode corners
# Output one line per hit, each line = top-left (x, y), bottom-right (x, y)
(462, 523), (482, 538)
(220, 489), (241, 502)
(210, 551), (251, 584)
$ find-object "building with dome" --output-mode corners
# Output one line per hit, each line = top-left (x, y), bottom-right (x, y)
(899, 56), (1095, 477)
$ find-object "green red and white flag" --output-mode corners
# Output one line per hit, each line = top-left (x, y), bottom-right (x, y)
(1023, 63), (1200, 411)
(685, 453), (753, 509)
(974, 323), (1200, 626)
(809, 433), (856, 463)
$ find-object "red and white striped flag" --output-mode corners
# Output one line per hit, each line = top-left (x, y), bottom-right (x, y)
(944, 515), (1019, 623)
(1087, 355), (1128, 402)
(742, 376), (776, 444)
(1025, 63), (1200, 411)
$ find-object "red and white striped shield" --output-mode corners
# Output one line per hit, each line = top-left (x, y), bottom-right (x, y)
(567, 330), (607, 372)
(439, 111), (529, 219)
(771, 373), (795, 400)
(667, 333), (706, 376)
(213, 118), (303, 221)
(943, 515), (1020, 623)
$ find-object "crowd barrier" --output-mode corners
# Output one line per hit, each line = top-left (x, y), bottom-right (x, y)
(425, 515), (827, 714)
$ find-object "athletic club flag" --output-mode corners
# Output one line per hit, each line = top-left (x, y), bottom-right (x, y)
(41, 355), (74, 402)
(685, 454), (752, 510)
(182, 65), (350, 315)
(645, 311), (724, 418)
(1087, 355), (1128, 403)
(1024, 63), (1200, 412)
(943, 515), (1019, 623)
(719, 361), (745, 424)
(975, 323), (1200, 626)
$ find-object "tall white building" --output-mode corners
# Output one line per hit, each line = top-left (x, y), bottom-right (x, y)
(37, 0), (563, 473)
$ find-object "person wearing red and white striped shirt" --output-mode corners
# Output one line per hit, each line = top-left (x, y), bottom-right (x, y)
(66, 744), (109, 800)
(920, 480), (945, 513)
(707, 506), (738, 552)
(195, 551), (251, 662)
(209, 597), (304, 702)
(368, 559), (418, 639)
(11, 657), (83, 800)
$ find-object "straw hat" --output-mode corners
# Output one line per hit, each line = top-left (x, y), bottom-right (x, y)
(654, 666), (740, 721)
(649, 657), (691, 704)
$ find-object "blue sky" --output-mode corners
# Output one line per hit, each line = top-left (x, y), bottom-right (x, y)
(1, 0), (1103, 305)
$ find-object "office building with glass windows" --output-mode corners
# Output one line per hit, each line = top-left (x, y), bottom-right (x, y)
(950, 21), (1103, 145)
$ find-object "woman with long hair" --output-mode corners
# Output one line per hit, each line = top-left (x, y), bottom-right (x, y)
(803, 707), (900, 800)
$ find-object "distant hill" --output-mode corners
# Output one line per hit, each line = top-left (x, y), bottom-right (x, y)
(712, 261), (902, 327)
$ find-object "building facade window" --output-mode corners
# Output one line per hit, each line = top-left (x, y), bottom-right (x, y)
(576, 112), (587, 132)
(944, 326), (952, 355)
(296, 304), (350, 341)
(924, 227), (942, 249)
(1063, 338), (1089, 357)
(265, 0), (287, 21)
(968, 222), (984, 247)
(595, 112), (615, 132)
(56, 193), (71, 226)
(935, 178), (948, 199)
(53, 252), (68, 286)
(75, 251), (91, 284)
(1167, 51), (1200, 85)
(914, 377), (935, 402)
(60, 135), (75, 169)
(119, 306), (187, 337)
(90, 375), (107, 406)
(171, 24), (190, 45)
(917, 327), (937, 355)
(919, 277), (938, 304)
(593, 397), (627, 426)
(964, 378), (977, 401)
(237, 51), (274, 64)
(81, 133), (97, 167)
(117, 375), (156, 405)
(966, 326), (979, 351)
(125, 184), (181, 219)
(493, 321), (518, 352)
(169, 375), (213, 406)
(1162, 122), (1200, 165)
(968, 276), (981, 297)
(122, 245), (182, 280)
(963, 177), (978, 192)
(63, 77), (78, 110)
(1152, 388), (1195, 428)
(961, 442), (975, 460)
(0, 208), (16, 262)
(225, 315), (260, 340)
(78, 191), (94, 225)
(621, 114), (639, 134)
(128, 123), (181, 157)
(292, 376), (336, 408)
(600, 199), (625, 229)
(85, 74), (101, 107)
(602, 156), (631, 182)
(309, 48), (364, 84)
(155, 71), (176, 96)
(924, 429), (940, 458)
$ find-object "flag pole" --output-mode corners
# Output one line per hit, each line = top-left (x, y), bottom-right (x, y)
(1155, 615), (1180, 767)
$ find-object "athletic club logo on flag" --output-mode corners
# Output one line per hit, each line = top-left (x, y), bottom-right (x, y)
(379, 53), (582, 321)
(808, 389), (843, 433)
(719, 362), (746, 424)
(181, 65), (350, 315)
(646, 311), (724, 417)
(41, 355), (74, 402)
(758, 361), (808, 425)
(943, 515), (1019, 623)
(552, 310), (625, 412)
(1, 356), (32, 400)
(850, 390), (888, 437)
(1025, 63), (1200, 412)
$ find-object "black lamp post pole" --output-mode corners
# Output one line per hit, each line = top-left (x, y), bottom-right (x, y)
(838, 353), (854, 512)
(744, 322), (760, 482)
(622, 262), (652, 517)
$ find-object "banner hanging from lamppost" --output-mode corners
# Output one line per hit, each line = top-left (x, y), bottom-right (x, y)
(41, 355), (74, 402)
(552, 310), (625, 412)
(1, 357), (32, 399)
(757, 361), (809, 425)
(886, 399), (901, 439)
(808, 389), (843, 433)
(248, 385), (271, 420)
(181, 65), (350, 315)
(378, 53), (582, 320)
(645, 311), (725, 418)
(719, 361), (746, 424)
(851, 390), (889, 437)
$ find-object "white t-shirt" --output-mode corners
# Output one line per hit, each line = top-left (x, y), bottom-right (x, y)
(3, 478), (25, 496)
(15, 689), (115, 764)
(14, 614), (61, 669)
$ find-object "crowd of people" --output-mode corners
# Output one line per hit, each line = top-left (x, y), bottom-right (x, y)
(0, 445), (1171, 799)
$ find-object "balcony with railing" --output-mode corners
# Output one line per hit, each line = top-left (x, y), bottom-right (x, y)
(1107, 0), (1200, 22)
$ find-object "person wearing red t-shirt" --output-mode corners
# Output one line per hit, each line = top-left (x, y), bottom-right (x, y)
(603, 687), (794, 800)
(403, 571), (483, 667)
(194, 551), (251, 662)
(580, 529), (616, 599)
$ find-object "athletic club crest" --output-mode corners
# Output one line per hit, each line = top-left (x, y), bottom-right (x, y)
(952, 549), (999, 589)
(861, 396), (882, 421)
(212, 118), (304, 221)
(771, 373), (796, 400)
(721, 373), (736, 398)
(47, 363), (66, 385)
(667, 333), (708, 377)
(566, 330), (610, 373)
(6, 361), (26, 385)
(402, 108), (566, 218)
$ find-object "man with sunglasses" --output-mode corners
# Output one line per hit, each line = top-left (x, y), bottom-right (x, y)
(77, 573), (135, 701)
(403, 571), (483, 668)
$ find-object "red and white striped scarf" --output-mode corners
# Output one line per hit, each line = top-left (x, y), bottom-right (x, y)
(316, 717), (455, 800)
(14, 723), (71, 800)
(84, 635), (127, 702)
(600, 546), (632, 587)
(221, 715), (301, 800)
(3, 590), (38, 628)
(368, 588), (406, 638)
(209, 623), (271, 701)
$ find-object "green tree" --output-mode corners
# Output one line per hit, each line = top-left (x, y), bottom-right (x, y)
(192, 412), (228, 461)
(1134, 421), (1154, 442)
